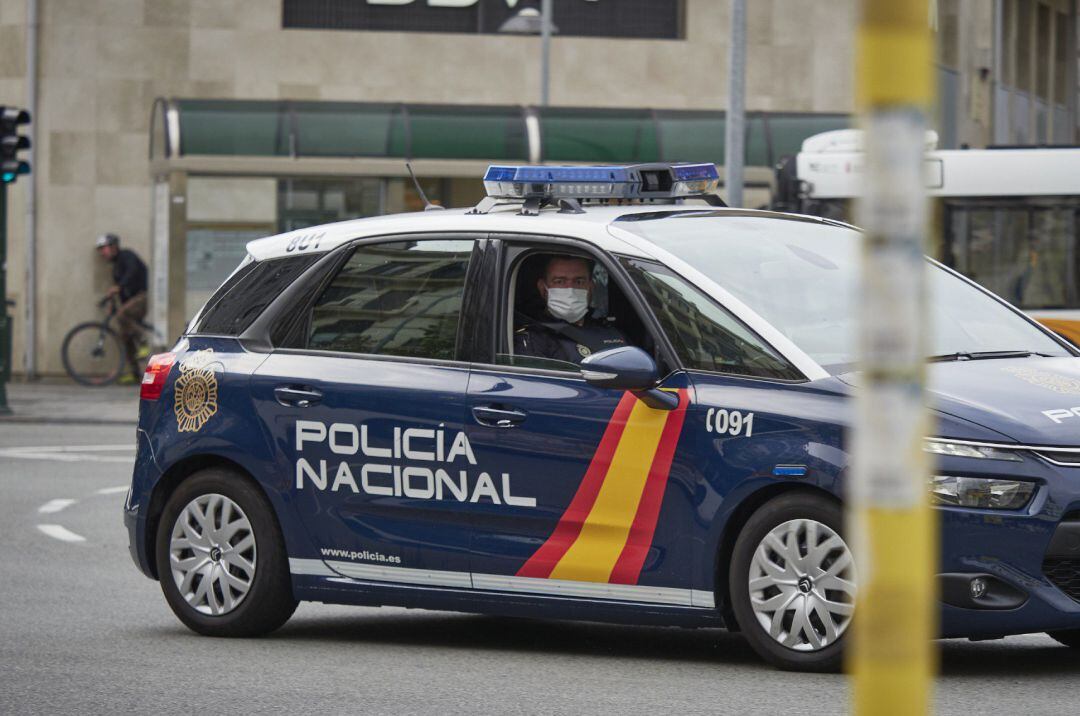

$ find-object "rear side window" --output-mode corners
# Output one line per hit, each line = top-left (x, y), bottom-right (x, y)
(194, 255), (319, 335)
(305, 240), (474, 360)
(622, 258), (802, 380)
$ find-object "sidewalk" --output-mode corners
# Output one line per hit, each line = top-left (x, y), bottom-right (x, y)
(0, 381), (140, 425)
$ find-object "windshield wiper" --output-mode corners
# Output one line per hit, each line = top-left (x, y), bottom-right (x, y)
(928, 350), (1051, 363)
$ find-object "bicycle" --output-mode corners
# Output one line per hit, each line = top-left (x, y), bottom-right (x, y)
(61, 295), (155, 386)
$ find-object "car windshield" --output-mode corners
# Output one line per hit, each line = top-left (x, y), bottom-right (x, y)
(612, 212), (1072, 374)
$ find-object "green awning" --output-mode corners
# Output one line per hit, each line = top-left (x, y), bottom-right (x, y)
(177, 99), (290, 156)
(292, 102), (406, 157)
(408, 105), (529, 160)
(540, 107), (660, 163)
(157, 98), (849, 168)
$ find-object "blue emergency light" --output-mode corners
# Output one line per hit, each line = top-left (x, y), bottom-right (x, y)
(482, 163), (721, 202)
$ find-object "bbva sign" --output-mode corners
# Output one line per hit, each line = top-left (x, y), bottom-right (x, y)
(365, 0), (597, 6)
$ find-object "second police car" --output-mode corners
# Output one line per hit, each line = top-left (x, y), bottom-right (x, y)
(126, 163), (1080, 671)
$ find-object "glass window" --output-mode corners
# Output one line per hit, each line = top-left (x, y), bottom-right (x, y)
(1003, 0), (1018, 88)
(503, 250), (658, 373)
(1036, 4), (1051, 100)
(937, 0), (960, 68)
(1016, 1), (1032, 92)
(937, 67), (960, 148)
(195, 255), (319, 336)
(622, 258), (801, 380)
(307, 240), (473, 360)
(1053, 11), (1068, 105)
(277, 177), (383, 232)
(185, 226), (275, 319)
(946, 200), (1080, 310)
(282, 0), (682, 39)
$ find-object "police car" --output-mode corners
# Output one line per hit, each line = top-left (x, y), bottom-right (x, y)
(126, 163), (1080, 671)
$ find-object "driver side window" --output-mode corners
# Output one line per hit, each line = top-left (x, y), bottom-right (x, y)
(497, 248), (657, 373)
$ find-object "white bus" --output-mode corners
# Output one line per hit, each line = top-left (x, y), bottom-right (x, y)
(773, 130), (1080, 342)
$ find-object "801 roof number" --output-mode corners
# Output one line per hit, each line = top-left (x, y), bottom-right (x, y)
(285, 232), (326, 253)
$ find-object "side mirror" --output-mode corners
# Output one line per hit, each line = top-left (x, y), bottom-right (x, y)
(580, 346), (679, 411)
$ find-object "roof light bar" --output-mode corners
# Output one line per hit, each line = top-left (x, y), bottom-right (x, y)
(483, 163), (720, 202)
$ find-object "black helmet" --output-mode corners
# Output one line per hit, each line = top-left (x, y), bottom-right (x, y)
(95, 233), (120, 249)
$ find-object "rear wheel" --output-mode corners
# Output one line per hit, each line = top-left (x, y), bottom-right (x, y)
(728, 492), (856, 672)
(1047, 630), (1080, 648)
(61, 322), (125, 386)
(155, 468), (297, 637)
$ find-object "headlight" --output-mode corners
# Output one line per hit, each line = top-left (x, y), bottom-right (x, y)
(924, 440), (1022, 462)
(929, 476), (1036, 509)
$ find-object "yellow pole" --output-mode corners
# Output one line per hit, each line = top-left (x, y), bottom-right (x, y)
(851, 2), (937, 715)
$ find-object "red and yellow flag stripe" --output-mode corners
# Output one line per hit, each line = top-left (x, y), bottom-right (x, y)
(517, 389), (689, 585)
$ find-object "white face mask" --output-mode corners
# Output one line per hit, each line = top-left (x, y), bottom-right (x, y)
(546, 287), (589, 323)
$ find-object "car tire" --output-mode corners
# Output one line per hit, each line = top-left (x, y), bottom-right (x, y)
(1047, 629), (1080, 648)
(728, 491), (855, 672)
(155, 468), (298, 637)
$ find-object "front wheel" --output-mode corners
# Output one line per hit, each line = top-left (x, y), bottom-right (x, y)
(61, 322), (125, 386)
(728, 492), (856, 672)
(1047, 630), (1080, 648)
(155, 468), (298, 637)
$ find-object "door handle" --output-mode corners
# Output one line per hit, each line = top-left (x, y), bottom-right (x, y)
(472, 405), (527, 428)
(274, 385), (323, 408)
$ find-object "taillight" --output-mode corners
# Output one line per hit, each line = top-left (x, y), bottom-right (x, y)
(141, 352), (176, 400)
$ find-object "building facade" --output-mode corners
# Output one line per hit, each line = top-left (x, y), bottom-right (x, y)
(0, 0), (1076, 376)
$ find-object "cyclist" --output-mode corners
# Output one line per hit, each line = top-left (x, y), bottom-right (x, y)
(95, 233), (149, 384)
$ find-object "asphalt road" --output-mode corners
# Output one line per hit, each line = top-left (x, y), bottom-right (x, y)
(2, 421), (1078, 715)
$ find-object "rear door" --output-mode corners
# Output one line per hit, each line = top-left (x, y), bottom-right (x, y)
(250, 237), (479, 587)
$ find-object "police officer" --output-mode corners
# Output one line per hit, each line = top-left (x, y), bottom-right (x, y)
(514, 255), (628, 364)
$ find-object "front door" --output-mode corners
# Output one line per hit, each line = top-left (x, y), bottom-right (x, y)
(465, 369), (693, 600)
(251, 237), (478, 586)
(463, 240), (698, 606)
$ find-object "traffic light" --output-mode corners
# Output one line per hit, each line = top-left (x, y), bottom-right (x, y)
(0, 106), (31, 184)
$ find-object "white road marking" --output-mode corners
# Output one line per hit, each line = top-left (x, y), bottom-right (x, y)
(13, 445), (136, 452)
(33, 485), (132, 546)
(0, 444), (135, 463)
(38, 499), (77, 514)
(37, 524), (87, 543)
(96, 486), (130, 495)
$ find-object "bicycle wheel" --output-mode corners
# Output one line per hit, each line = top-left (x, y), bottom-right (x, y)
(62, 322), (126, 386)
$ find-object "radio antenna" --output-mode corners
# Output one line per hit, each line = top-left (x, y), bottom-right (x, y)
(405, 162), (444, 211)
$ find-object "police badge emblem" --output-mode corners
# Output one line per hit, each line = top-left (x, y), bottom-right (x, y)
(1002, 365), (1080, 395)
(174, 350), (219, 432)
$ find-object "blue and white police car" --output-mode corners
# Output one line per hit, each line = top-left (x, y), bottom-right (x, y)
(126, 163), (1080, 671)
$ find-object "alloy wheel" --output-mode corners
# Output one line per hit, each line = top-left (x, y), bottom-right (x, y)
(169, 493), (257, 616)
(748, 518), (856, 652)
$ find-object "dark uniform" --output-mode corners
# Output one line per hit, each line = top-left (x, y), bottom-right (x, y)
(112, 248), (148, 302)
(110, 248), (149, 379)
(514, 315), (629, 364)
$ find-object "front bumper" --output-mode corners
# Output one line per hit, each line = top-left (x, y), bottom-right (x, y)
(937, 454), (1080, 638)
